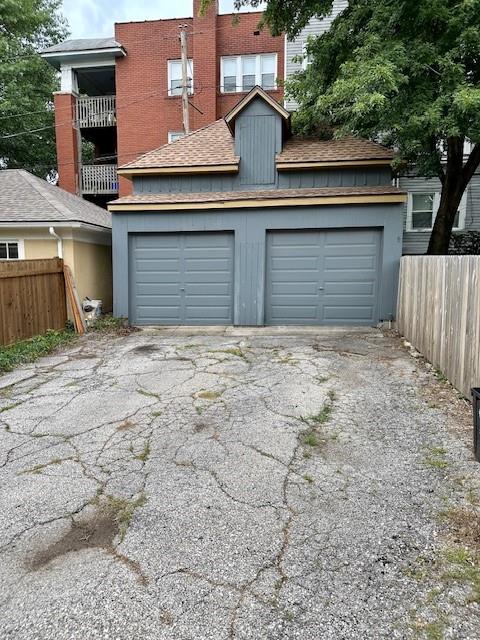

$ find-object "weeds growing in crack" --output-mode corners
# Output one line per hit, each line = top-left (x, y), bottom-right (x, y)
(136, 388), (160, 400)
(210, 347), (248, 361)
(20, 457), (74, 475)
(0, 401), (23, 414)
(134, 440), (151, 463)
(195, 389), (224, 400)
(300, 390), (337, 452)
(423, 446), (448, 470)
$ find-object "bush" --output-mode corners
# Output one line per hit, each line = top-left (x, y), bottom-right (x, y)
(449, 231), (480, 255)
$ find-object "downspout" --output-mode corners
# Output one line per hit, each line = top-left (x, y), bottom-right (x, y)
(49, 226), (63, 259)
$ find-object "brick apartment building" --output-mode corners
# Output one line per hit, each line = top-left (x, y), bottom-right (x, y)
(42, 0), (284, 205)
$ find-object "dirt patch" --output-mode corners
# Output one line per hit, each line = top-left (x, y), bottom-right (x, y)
(131, 344), (159, 354)
(117, 419), (136, 432)
(27, 495), (148, 584)
(446, 507), (480, 549)
(28, 510), (118, 571)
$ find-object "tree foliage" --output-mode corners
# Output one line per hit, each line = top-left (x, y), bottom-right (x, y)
(204, 0), (480, 253)
(0, 0), (67, 178)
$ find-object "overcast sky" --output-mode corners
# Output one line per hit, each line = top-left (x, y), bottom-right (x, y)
(61, 1), (265, 39)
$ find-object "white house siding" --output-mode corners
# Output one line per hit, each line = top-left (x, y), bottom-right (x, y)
(400, 172), (480, 255)
(285, 0), (348, 110)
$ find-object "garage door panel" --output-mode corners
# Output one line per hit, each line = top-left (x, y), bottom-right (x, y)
(130, 232), (234, 325)
(266, 228), (381, 325)
(323, 306), (375, 321)
(324, 281), (375, 295)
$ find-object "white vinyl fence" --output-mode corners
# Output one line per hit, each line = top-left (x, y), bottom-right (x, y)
(397, 255), (480, 399)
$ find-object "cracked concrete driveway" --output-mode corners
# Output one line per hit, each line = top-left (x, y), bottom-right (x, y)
(1, 327), (479, 639)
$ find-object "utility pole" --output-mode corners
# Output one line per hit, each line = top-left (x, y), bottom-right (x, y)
(179, 26), (190, 135)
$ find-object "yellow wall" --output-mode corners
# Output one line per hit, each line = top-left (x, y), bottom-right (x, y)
(71, 241), (113, 312)
(24, 239), (58, 259)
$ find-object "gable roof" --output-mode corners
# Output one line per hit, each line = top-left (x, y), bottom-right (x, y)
(119, 120), (239, 175)
(277, 136), (394, 168)
(0, 170), (111, 229)
(224, 85), (291, 134)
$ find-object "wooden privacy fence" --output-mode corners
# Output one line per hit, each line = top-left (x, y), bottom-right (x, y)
(0, 258), (67, 346)
(397, 255), (480, 399)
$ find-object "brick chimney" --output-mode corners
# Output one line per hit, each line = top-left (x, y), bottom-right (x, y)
(192, 0), (219, 129)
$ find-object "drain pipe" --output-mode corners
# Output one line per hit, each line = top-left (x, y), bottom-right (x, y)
(49, 226), (63, 259)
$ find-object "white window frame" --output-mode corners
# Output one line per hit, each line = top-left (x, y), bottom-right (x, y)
(0, 239), (24, 260)
(220, 53), (278, 93)
(406, 191), (467, 232)
(168, 131), (186, 143)
(301, 42), (312, 70)
(167, 59), (194, 97)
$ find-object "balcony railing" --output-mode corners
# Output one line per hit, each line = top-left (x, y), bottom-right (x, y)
(81, 164), (118, 195)
(76, 95), (116, 128)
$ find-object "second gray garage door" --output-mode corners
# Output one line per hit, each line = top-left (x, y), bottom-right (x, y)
(266, 228), (381, 325)
(129, 232), (234, 325)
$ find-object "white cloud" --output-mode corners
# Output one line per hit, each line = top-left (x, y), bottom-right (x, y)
(61, 0), (266, 39)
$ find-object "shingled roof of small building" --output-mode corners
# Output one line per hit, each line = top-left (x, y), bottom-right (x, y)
(120, 121), (393, 173)
(277, 136), (394, 165)
(0, 170), (111, 228)
(119, 120), (239, 173)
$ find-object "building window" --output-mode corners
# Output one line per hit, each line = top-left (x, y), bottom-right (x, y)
(406, 192), (467, 232)
(168, 131), (186, 143)
(0, 241), (20, 260)
(168, 59), (194, 96)
(221, 54), (277, 93)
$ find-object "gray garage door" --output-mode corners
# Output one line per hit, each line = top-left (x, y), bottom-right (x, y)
(129, 232), (234, 325)
(266, 228), (381, 325)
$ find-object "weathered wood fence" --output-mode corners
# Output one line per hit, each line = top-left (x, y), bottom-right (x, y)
(0, 258), (67, 346)
(397, 255), (480, 398)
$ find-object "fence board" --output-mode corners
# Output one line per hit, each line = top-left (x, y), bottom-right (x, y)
(397, 256), (480, 398)
(0, 258), (67, 346)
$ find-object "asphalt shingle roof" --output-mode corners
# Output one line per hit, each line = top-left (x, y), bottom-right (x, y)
(110, 185), (405, 208)
(277, 136), (394, 163)
(121, 121), (393, 171)
(121, 120), (239, 170)
(42, 38), (122, 54)
(0, 170), (112, 229)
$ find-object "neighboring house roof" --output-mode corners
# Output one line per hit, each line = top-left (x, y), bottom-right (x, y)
(0, 170), (112, 229)
(277, 137), (394, 168)
(109, 185), (406, 211)
(119, 120), (240, 174)
(42, 38), (122, 54)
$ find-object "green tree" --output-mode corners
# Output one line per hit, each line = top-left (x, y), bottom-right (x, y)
(0, 0), (67, 178)
(203, 0), (480, 254)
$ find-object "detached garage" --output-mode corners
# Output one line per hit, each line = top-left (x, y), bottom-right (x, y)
(109, 87), (406, 327)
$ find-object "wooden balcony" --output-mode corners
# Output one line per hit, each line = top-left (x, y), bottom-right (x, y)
(81, 164), (118, 195)
(76, 95), (116, 128)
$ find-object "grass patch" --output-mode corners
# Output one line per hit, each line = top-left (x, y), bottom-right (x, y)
(134, 441), (151, 463)
(424, 446), (448, 470)
(195, 389), (223, 400)
(303, 473), (314, 484)
(0, 329), (76, 374)
(98, 493), (147, 541)
(302, 431), (319, 447)
(434, 368), (449, 384)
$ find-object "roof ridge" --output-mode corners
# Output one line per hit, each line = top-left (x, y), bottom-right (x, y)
(122, 119), (227, 168)
(19, 171), (71, 221)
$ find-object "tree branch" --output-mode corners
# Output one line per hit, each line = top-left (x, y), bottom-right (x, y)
(461, 143), (480, 191)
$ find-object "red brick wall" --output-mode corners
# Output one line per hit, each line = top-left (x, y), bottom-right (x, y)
(115, 5), (284, 195)
(54, 6), (284, 196)
(53, 92), (79, 195)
